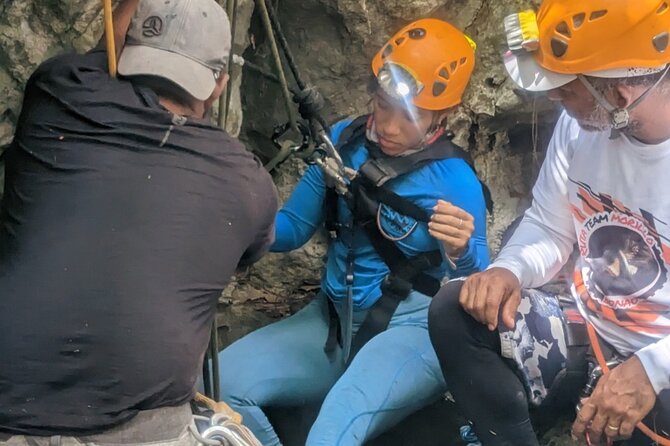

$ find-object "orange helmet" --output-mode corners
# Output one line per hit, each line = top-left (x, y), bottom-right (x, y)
(504, 0), (670, 91)
(371, 18), (476, 110)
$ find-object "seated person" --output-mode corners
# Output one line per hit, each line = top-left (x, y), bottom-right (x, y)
(218, 18), (490, 446)
(429, 1), (670, 445)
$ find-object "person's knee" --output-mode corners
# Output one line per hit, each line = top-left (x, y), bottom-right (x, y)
(217, 349), (254, 405)
(428, 279), (468, 341)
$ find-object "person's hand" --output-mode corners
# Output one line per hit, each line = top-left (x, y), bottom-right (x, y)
(428, 200), (474, 259)
(459, 267), (521, 331)
(572, 355), (656, 444)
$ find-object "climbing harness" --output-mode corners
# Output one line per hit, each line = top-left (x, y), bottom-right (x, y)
(321, 116), (492, 364)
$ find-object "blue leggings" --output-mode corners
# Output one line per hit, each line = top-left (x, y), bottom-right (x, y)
(218, 292), (446, 446)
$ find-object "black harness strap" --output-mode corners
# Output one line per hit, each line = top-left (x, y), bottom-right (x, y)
(364, 182), (430, 222)
(359, 134), (493, 213)
(323, 298), (342, 355)
(347, 179), (442, 361)
(349, 275), (411, 358)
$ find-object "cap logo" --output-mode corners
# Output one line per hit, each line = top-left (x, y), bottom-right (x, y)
(142, 16), (164, 38)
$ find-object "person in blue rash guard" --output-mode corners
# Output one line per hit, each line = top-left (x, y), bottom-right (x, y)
(218, 18), (490, 446)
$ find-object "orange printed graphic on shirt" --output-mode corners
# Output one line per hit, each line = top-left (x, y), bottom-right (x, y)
(571, 179), (670, 337)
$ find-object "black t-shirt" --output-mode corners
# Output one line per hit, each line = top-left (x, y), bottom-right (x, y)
(0, 51), (277, 435)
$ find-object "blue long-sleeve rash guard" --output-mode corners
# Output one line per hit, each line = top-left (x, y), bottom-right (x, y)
(271, 119), (490, 310)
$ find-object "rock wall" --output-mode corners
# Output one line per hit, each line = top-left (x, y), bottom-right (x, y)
(0, 1), (104, 191)
(0, 0), (561, 340)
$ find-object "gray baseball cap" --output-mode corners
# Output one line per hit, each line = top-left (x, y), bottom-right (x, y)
(118, 0), (231, 101)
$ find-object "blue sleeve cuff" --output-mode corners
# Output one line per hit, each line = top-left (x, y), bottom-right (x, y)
(448, 238), (478, 277)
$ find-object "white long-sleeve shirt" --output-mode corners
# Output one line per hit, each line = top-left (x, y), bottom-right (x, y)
(495, 111), (670, 394)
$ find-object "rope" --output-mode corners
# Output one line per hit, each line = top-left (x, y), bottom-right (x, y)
(255, 0), (299, 134)
(259, 0), (330, 135)
(586, 322), (670, 445)
(103, 0), (117, 77)
(247, 0), (341, 180)
(232, 55), (303, 96)
(263, 0), (304, 91)
(220, 0), (239, 130)
(209, 321), (221, 401)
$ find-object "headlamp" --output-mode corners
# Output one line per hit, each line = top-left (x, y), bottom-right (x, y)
(504, 10), (540, 53)
(377, 62), (424, 101)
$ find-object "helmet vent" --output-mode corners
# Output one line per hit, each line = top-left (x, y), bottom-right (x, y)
(653, 32), (669, 52)
(459, 57), (467, 65)
(432, 81), (447, 97)
(572, 13), (586, 28)
(439, 67), (450, 80)
(589, 10), (608, 21)
(555, 21), (571, 38)
(450, 61), (458, 72)
(551, 38), (569, 58)
(408, 28), (426, 39)
(382, 44), (393, 58)
(658, 2), (669, 14)
(395, 37), (406, 46)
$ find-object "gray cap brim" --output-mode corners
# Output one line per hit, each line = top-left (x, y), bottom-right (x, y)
(118, 44), (216, 101)
(502, 50), (668, 92)
(503, 50), (575, 92)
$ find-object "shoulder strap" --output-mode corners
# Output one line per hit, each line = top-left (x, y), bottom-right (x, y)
(359, 136), (468, 186)
(360, 136), (494, 213)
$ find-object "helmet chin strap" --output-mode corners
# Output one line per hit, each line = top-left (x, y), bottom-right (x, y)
(578, 64), (670, 139)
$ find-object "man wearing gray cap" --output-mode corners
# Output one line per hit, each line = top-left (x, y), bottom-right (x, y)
(0, 0), (276, 444)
